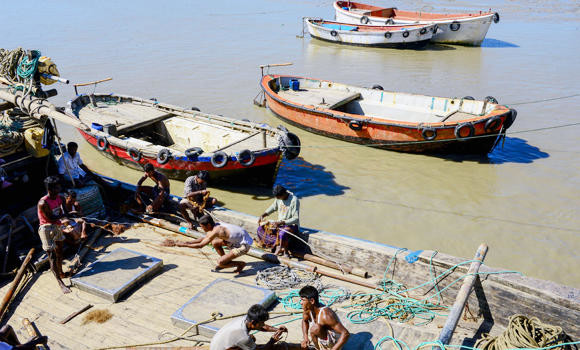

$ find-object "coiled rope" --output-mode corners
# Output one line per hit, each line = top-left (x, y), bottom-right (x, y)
(256, 265), (322, 290)
(0, 112), (24, 156)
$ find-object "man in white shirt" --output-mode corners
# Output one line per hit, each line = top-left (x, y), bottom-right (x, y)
(210, 304), (297, 350)
(58, 142), (90, 187)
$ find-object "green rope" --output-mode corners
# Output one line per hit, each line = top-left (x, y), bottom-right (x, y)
(16, 50), (40, 79)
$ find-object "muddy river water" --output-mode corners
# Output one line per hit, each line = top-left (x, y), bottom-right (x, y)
(3, 0), (579, 286)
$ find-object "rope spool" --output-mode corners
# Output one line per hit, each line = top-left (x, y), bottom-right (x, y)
(72, 184), (105, 219)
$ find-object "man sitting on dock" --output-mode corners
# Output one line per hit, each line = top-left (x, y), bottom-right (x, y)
(163, 214), (252, 273)
(257, 185), (300, 257)
(179, 170), (217, 228)
(135, 163), (170, 214)
(37, 176), (72, 294)
(299, 285), (349, 350)
(210, 304), (294, 350)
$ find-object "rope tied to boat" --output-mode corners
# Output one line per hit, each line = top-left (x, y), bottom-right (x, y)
(0, 111), (24, 156)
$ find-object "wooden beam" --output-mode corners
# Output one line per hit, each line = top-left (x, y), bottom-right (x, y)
(0, 248), (34, 321)
(437, 243), (488, 345)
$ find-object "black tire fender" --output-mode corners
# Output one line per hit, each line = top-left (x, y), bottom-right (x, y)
(463, 96), (475, 100)
(484, 116), (502, 133)
(402, 30), (410, 38)
(360, 16), (369, 24)
(128, 147), (142, 162)
(420, 27), (427, 35)
(157, 148), (171, 165)
(503, 109), (517, 129)
(348, 120), (363, 131)
(96, 136), (108, 151)
(330, 30), (338, 37)
(210, 151), (229, 168)
(185, 147), (203, 158)
(237, 149), (256, 167)
(454, 123), (475, 140)
(385, 18), (394, 25)
(384, 32), (392, 39)
(279, 132), (301, 160)
(421, 127), (437, 141)
(372, 84), (384, 90)
(191, 107), (201, 111)
(493, 12), (500, 23)
(450, 21), (461, 31)
(484, 96), (499, 104)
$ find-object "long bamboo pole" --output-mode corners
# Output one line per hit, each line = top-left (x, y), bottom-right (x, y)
(293, 252), (369, 278)
(437, 243), (488, 345)
(0, 248), (34, 320)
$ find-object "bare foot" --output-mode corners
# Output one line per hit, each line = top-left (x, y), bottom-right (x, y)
(161, 239), (176, 247)
(235, 262), (247, 274)
(60, 284), (72, 294)
(212, 266), (224, 273)
(80, 233), (88, 240)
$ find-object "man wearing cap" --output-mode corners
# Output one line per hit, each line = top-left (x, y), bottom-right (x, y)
(258, 185), (300, 257)
(179, 170), (217, 228)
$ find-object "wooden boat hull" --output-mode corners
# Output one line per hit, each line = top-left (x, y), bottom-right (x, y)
(334, 1), (496, 46)
(78, 129), (282, 185)
(260, 75), (516, 154)
(305, 19), (435, 48)
(67, 94), (301, 186)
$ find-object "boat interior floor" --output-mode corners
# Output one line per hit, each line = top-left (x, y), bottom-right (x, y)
(277, 88), (476, 124)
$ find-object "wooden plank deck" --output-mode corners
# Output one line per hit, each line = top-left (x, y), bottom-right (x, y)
(278, 88), (361, 110)
(0, 223), (489, 349)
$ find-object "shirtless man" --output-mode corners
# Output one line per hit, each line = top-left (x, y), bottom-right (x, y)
(135, 163), (170, 213)
(299, 286), (349, 350)
(163, 214), (252, 273)
(37, 176), (72, 294)
(63, 190), (87, 241)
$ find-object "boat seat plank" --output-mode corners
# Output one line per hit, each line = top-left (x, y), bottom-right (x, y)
(77, 102), (172, 130)
(278, 88), (361, 110)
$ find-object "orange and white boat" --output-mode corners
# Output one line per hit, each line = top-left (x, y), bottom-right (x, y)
(260, 74), (517, 154)
(334, 1), (500, 46)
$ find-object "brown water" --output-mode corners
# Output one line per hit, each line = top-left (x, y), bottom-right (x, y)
(3, 0), (579, 287)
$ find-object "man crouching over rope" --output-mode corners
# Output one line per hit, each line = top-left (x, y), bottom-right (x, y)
(163, 214), (252, 273)
(299, 286), (349, 350)
(211, 304), (299, 350)
(258, 185), (300, 257)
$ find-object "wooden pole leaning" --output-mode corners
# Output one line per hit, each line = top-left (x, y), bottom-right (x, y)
(437, 243), (488, 346)
(0, 248), (34, 321)
(22, 317), (47, 350)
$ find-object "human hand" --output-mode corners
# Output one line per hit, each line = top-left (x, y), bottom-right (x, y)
(278, 326), (288, 333)
(258, 215), (265, 225)
(301, 339), (310, 349)
(271, 328), (284, 342)
(162, 239), (176, 247)
(61, 218), (70, 226)
(146, 205), (153, 213)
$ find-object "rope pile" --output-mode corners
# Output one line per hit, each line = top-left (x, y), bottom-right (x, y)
(278, 285), (351, 311)
(474, 315), (576, 350)
(0, 112), (24, 156)
(256, 265), (322, 290)
(0, 47), (26, 82)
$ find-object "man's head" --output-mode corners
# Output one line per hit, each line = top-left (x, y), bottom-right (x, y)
(143, 163), (155, 176)
(272, 185), (288, 200)
(246, 304), (270, 330)
(299, 285), (319, 312)
(67, 142), (78, 157)
(198, 214), (215, 232)
(44, 176), (61, 196)
(196, 170), (209, 184)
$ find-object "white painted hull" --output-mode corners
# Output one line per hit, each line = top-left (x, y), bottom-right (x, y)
(305, 19), (435, 47)
(334, 3), (494, 46)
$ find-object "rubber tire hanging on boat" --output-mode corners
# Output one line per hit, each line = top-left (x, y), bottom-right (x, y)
(279, 132), (301, 160)
(157, 148), (171, 165)
(384, 32), (392, 39)
(330, 30), (338, 37)
(185, 147), (203, 158)
(420, 27), (427, 35)
(493, 12), (500, 23)
(348, 120), (363, 131)
(96, 136), (108, 151)
(402, 31), (410, 38)
(484, 116), (502, 132)
(454, 123), (475, 140)
(421, 127), (437, 141)
(128, 147), (142, 162)
(360, 16), (370, 24)
(432, 25), (439, 34)
(504, 109), (517, 129)
(484, 96), (499, 104)
(372, 85), (384, 90)
(450, 21), (461, 31)
(237, 149), (255, 167)
(191, 107), (200, 112)
(211, 151), (229, 168)
(463, 96), (475, 100)
(385, 18), (394, 25)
